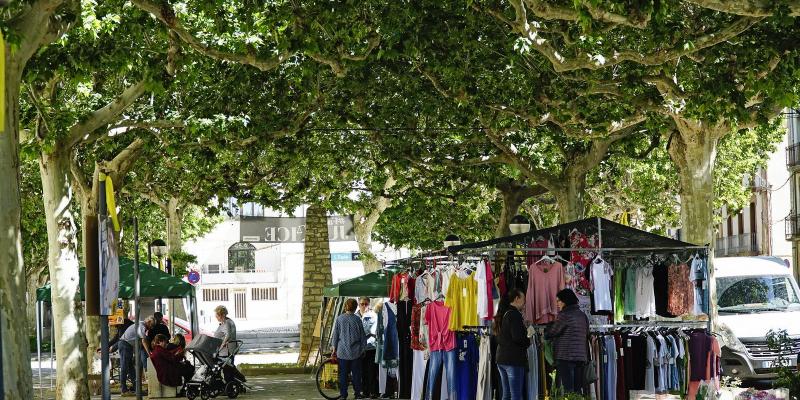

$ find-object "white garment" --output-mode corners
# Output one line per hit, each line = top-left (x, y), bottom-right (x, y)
(636, 267), (657, 318)
(473, 261), (488, 320)
(379, 364), (387, 394)
(591, 258), (613, 311)
(477, 337), (493, 400)
(415, 275), (430, 303)
(411, 350), (427, 400)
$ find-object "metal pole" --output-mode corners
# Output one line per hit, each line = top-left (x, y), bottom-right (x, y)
(134, 218), (142, 400)
(36, 301), (42, 398)
(168, 258), (174, 335)
(49, 304), (53, 389)
(100, 316), (110, 400)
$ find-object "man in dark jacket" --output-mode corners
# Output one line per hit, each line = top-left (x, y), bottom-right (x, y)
(545, 289), (590, 394)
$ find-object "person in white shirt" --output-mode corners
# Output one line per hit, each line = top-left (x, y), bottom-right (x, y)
(119, 317), (153, 396)
(356, 297), (379, 398)
(214, 305), (237, 359)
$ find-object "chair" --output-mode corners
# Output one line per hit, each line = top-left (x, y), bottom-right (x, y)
(145, 358), (178, 398)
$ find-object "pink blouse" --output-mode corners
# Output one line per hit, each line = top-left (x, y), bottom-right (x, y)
(424, 301), (455, 351)
(525, 261), (565, 324)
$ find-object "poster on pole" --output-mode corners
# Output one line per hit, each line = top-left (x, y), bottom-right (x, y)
(99, 218), (119, 316)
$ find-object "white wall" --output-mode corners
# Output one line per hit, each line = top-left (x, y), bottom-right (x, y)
(771, 125), (793, 264)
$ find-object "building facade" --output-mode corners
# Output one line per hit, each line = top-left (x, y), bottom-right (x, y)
(183, 203), (407, 332)
(714, 111), (793, 269)
(785, 108), (800, 280)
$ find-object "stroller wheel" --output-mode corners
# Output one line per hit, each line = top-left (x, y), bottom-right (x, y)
(225, 381), (240, 398)
(200, 387), (214, 400)
(186, 387), (199, 400)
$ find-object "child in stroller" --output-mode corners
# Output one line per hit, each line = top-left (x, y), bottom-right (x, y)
(184, 335), (247, 399)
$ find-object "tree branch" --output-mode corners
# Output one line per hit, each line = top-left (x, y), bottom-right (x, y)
(9, 0), (66, 72)
(684, 0), (800, 16)
(482, 125), (560, 189)
(104, 138), (147, 184)
(524, 0), (651, 29)
(130, 0), (291, 72)
(306, 35), (381, 77)
(66, 78), (149, 148)
(500, 0), (761, 72)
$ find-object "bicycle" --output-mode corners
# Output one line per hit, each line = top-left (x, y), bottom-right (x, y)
(315, 353), (348, 400)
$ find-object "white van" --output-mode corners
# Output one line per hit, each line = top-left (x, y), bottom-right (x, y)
(716, 256), (800, 380)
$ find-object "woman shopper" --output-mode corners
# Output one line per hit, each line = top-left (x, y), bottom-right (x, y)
(495, 288), (530, 400)
(545, 288), (590, 394)
(331, 298), (368, 400)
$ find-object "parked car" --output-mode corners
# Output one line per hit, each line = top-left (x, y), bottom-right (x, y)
(716, 256), (800, 380)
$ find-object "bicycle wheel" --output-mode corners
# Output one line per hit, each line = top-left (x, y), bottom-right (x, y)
(316, 358), (342, 400)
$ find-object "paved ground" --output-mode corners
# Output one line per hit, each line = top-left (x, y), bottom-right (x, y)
(32, 353), (323, 400)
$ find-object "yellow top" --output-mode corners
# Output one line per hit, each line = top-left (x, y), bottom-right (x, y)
(99, 173), (120, 231)
(445, 270), (478, 331)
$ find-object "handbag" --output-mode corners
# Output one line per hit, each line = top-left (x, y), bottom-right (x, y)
(584, 339), (598, 383)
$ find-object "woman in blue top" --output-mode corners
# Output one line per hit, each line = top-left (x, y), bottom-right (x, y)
(331, 298), (368, 399)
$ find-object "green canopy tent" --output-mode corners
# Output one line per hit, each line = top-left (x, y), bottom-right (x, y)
(33, 257), (200, 390)
(314, 268), (399, 364)
(36, 257), (193, 301)
(322, 268), (398, 298)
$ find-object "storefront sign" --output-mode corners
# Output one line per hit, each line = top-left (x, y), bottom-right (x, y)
(240, 215), (355, 243)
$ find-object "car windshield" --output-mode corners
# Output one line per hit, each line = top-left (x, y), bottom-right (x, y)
(717, 275), (800, 313)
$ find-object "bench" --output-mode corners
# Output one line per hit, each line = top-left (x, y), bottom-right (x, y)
(145, 358), (178, 399)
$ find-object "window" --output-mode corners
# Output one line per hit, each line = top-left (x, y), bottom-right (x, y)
(717, 275), (800, 311)
(203, 288), (229, 302)
(207, 264), (220, 274)
(228, 242), (256, 273)
(252, 287), (278, 301)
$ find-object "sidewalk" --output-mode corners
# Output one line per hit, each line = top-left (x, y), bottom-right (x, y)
(32, 353), (318, 400)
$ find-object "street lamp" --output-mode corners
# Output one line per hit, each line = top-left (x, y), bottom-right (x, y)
(443, 234), (461, 248)
(148, 239), (167, 312)
(509, 215), (532, 235)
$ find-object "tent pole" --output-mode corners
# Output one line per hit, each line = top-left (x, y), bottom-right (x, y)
(134, 217), (142, 400)
(316, 297), (329, 365)
(189, 289), (198, 338)
(49, 303), (53, 389)
(36, 301), (42, 398)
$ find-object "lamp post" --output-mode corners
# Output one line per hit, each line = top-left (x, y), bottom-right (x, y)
(509, 214), (532, 235)
(148, 239), (167, 312)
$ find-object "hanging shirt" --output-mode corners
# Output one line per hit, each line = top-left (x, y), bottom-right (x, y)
(667, 263), (694, 316)
(525, 261), (565, 324)
(613, 268), (625, 323)
(415, 273), (430, 303)
(446, 270), (478, 330)
(425, 300), (455, 351)
(690, 256), (708, 315)
(390, 272), (411, 302)
(635, 266), (657, 318)
(623, 266), (638, 316)
(645, 334), (657, 393)
(410, 303), (425, 351)
(590, 258), (613, 312)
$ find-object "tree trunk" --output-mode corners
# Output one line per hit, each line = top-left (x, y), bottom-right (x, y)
(354, 212), (382, 273)
(668, 119), (723, 326)
(166, 197), (183, 256)
(495, 188), (530, 238)
(554, 174), (587, 223)
(39, 150), (89, 400)
(297, 204), (332, 366)
(0, 64), (34, 400)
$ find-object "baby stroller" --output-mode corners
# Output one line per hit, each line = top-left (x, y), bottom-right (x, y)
(184, 335), (247, 399)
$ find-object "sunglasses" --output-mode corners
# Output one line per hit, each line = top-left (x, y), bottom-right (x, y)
(360, 303), (369, 306)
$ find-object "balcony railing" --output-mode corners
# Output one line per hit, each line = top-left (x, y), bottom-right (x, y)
(787, 143), (800, 168)
(735, 233), (758, 255)
(786, 214), (800, 240)
(714, 238), (727, 257)
(716, 234), (759, 256)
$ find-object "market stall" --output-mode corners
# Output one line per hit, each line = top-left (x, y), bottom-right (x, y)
(34, 257), (199, 392)
(322, 217), (716, 400)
